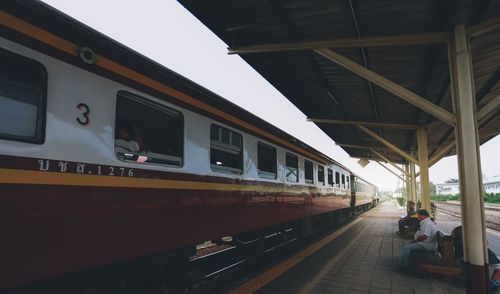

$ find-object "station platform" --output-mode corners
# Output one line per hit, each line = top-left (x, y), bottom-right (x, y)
(231, 202), (468, 294)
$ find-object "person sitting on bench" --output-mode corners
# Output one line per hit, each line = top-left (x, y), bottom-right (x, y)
(452, 226), (500, 292)
(399, 209), (438, 269)
(398, 200), (417, 234)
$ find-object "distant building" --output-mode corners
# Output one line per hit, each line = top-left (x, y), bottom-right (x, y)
(436, 182), (460, 195)
(436, 176), (500, 195)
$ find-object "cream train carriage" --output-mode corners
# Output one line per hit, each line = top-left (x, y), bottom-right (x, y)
(0, 1), (378, 290)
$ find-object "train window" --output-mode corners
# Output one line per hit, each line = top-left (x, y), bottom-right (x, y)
(285, 153), (298, 182)
(318, 165), (325, 185)
(304, 160), (313, 184)
(342, 174), (346, 188)
(115, 91), (183, 166)
(335, 171), (340, 188)
(327, 169), (334, 186)
(346, 177), (350, 190)
(210, 124), (243, 174)
(258, 142), (277, 179)
(0, 48), (46, 144)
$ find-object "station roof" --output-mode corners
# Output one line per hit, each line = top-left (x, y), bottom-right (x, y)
(179, 0), (500, 165)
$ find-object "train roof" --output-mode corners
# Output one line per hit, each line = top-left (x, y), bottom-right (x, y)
(0, 0), (366, 168)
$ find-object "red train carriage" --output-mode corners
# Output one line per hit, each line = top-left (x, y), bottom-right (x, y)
(0, 1), (378, 290)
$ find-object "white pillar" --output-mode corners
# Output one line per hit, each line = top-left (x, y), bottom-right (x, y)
(451, 24), (488, 294)
(417, 127), (430, 211)
(410, 153), (417, 203)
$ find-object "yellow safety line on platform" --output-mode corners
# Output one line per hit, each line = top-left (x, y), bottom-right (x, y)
(230, 217), (364, 293)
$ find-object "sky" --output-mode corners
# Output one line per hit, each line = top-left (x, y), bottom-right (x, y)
(41, 0), (500, 191)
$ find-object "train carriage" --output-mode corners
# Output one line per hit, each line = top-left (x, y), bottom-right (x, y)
(0, 1), (378, 290)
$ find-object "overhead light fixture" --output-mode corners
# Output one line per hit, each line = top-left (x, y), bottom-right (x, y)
(358, 158), (369, 168)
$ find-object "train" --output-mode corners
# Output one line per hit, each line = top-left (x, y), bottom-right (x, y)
(0, 0), (378, 291)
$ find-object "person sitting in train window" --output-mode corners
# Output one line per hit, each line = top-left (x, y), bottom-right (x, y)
(115, 125), (143, 154)
(399, 209), (438, 270)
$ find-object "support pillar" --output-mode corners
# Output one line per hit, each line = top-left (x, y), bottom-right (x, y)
(410, 155), (417, 204)
(417, 127), (430, 211)
(451, 24), (488, 294)
(405, 164), (411, 201)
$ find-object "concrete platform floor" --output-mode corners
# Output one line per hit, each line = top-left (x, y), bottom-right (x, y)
(249, 202), (467, 294)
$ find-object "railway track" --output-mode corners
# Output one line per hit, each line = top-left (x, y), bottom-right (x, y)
(436, 202), (500, 231)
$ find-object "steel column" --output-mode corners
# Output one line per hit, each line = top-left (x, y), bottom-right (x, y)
(410, 156), (417, 203)
(417, 127), (430, 211)
(405, 164), (411, 200)
(451, 24), (488, 294)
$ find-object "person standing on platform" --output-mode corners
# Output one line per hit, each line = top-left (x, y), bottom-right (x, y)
(399, 209), (438, 269)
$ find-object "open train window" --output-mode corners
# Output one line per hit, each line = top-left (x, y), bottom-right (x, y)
(304, 159), (313, 184)
(258, 142), (277, 179)
(342, 174), (346, 189)
(285, 152), (298, 182)
(335, 171), (340, 188)
(318, 165), (324, 185)
(115, 91), (183, 166)
(327, 169), (334, 187)
(0, 48), (46, 144)
(210, 124), (243, 174)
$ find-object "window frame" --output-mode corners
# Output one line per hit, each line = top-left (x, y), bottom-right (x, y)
(304, 159), (314, 184)
(285, 152), (299, 183)
(318, 165), (325, 185)
(210, 124), (243, 174)
(115, 90), (184, 167)
(0, 48), (47, 144)
(335, 171), (340, 188)
(257, 141), (277, 179)
(327, 168), (334, 187)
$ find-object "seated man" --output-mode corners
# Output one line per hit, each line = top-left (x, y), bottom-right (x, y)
(115, 127), (141, 154)
(399, 209), (438, 269)
(398, 201), (417, 234)
(452, 226), (500, 292)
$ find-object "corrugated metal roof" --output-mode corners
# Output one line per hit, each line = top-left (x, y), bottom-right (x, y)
(179, 0), (500, 164)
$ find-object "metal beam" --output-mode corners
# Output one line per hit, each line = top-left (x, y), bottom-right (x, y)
(308, 118), (418, 129)
(336, 143), (387, 151)
(314, 48), (456, 126)
(373, 160), (405, 182)
(356, 125), (419, 165)
(228, 32), (450, 54)
(429, 141), (456, 167)
(477, 93), (500, 122)
(466, 16), (500, 38)
(370, 149), (409, 176)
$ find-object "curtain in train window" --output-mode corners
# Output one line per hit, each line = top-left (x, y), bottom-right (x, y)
(328, 169), (334, 186)
(318, 165), (325, 185)
(0, 48), (46, 143)
(304, 159), (313, 184)
(210, 124), (243, 174)
(285, 152), (298, 182)
(258, 142), (277, 179)
(115, 91), (183, 166)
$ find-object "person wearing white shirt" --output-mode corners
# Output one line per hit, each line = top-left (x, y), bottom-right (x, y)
(399, 209), (438, 269)
(115, 127), (141, 154)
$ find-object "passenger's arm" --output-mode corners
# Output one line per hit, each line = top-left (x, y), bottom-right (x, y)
(410, 234), (428, 243)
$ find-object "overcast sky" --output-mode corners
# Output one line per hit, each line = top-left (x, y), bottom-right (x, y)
(42, 0), (499, 190)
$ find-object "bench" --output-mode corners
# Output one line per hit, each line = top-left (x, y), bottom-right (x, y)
(413, 231), (463, 281)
